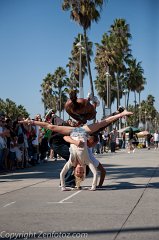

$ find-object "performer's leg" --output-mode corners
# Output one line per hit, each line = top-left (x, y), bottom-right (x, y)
(83, 110), (133, 135)
(87, 162), (98, 190)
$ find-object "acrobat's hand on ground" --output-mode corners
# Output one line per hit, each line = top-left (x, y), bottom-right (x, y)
(61, 186), (75, 191)
(89, 187), (96, 191)
(61, 187), (69, 191)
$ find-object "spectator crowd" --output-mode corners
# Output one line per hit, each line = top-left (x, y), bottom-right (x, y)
(0, 110), (158, 174)
(0, 112), (53, 172)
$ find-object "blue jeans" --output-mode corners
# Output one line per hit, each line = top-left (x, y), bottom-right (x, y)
(110, 142), (116, 152)
(0, 148), (4, 171)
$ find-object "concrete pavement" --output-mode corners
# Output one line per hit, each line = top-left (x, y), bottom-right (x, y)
(0, 148), (159, 240)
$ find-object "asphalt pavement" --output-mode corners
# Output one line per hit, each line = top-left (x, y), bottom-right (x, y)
(0, 148), (159, 240)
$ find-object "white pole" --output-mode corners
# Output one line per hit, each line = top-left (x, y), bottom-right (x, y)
(79, 35), (84, 98)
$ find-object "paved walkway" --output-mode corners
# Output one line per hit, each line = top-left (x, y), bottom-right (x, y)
(0, 148), (159, 240)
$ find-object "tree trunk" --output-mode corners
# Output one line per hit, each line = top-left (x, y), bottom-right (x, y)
(127, 91), (130, 109)
(116, 74), (120, 109)
(134, 91), (137, 127)
(83, 28), (94, 97)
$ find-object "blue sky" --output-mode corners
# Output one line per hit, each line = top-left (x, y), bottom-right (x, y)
(0, 0), (158, 120)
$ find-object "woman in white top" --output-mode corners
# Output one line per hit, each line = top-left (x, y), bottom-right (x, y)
(153, 130), (159, 149)
(61, 130), (98, 191)
(19, 110), (133, 189)
(61, 134), (106, 191)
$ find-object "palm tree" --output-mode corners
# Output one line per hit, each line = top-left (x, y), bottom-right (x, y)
(0, 98), (6, 114)
(40, 73), (57, 114)
(62, 0), (105, 97)
(108, 19), (132, 109)
(95, 33), (117, 79)
(95, 19), (132, 112)
(95, 32), (119, 115)
(17, 105), (29, 118)
(67, 34), (93, 96)
(125, 59), (146, 126)
(94, 74), (116, 117)
(52, 67), (68, 118)
(0, 98), (29, 119)
(125, 59), (146, 108)
(139, 95), (157, 130)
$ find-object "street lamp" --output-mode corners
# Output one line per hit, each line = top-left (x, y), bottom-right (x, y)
(148, 115), (152, 130)
(105, 70), (110, 111)
(123, 89), (128, 127)
(138, 105), (141, 123)
(154, 117), (157, 129)
(76, 35), (84, 98)
(144, 110), (147, 130)
(138, 105), (144, 130)
(123, 89), (128, 109)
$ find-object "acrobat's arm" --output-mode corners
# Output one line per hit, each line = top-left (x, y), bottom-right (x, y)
(63, 136), (84, 148)
(60, 160), (73, 191)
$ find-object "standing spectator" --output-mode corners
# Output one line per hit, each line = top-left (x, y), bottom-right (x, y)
(9, 135), (23, 169)
(4, 118), (14, 170)
(109, 128), (118, 153)
(132, 133), (139, 149)
(101, 128), (109, 153)
(31, 114), (41, 164)
(121, 132), (126, 149)
(13, 116), (26, 168)
(153, 130), (159, 150)
(39, 128), (51, 162)
(146, 131), (153, 150)
(95, 132), (102, 154)
(8, 134), (17, 170)
(26, 123), (37, 164)
(0, 116), (10, 171)
(127, 127), (135, 153)
(0, 116), (6, 171)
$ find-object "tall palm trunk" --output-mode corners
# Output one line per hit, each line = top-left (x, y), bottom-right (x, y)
(59, 90), (62, 118)
(138, 91), (141, 124)
(138, 91), (141, 106)
(44, 102), (46, 116)
(83, 28), (94, 97)
(116, 73), (120, 109)
(102, 99), (105, 118)
(134, 91), (137, 127)
(127, 91), (130, 109)
(115, 73), (121, 129)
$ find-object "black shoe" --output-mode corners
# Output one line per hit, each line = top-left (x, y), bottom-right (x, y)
(65, 184), (75, 188)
